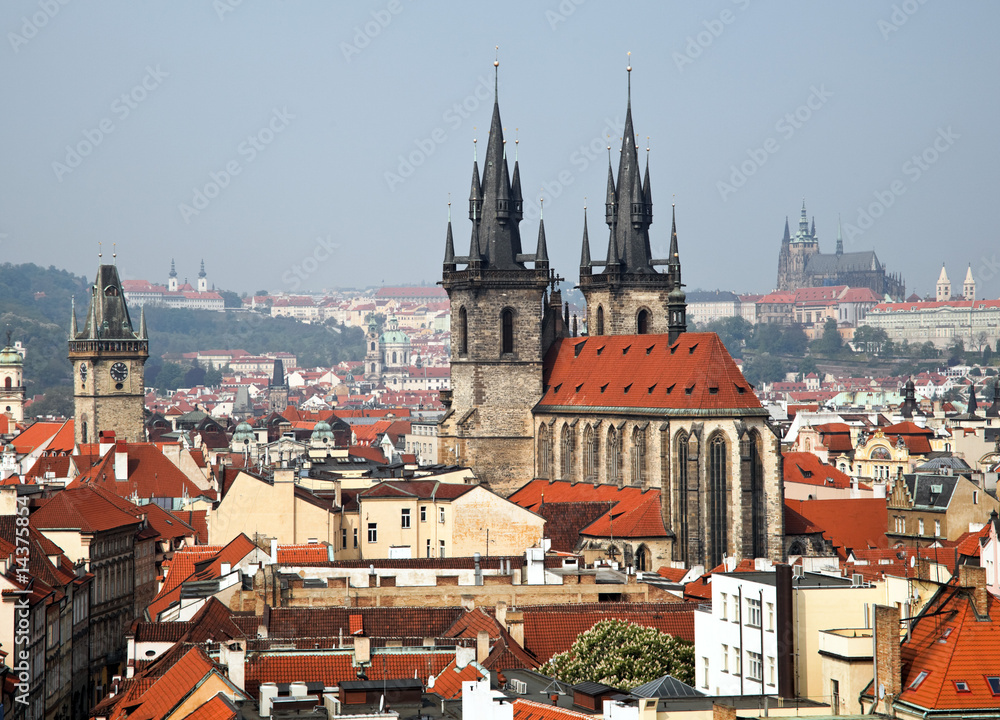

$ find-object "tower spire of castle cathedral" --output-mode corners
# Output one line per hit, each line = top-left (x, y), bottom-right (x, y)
(836, 215), (843, 256)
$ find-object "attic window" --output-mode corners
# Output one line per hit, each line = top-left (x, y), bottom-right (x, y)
(670, 344), (678, 355)
(801, 469), (813, 478)
(646, 345), (654, 355)
(647, 384), (656, 394)
(574, 342), (585, 358)
(596, 345), (605, 356)
(954, 680), (970, 693)
(735, 384), (746, 394)
(938, 628), (952, 643)
(622, 345), (631, 355)
(709, 387), (718, 394)
(685, 385), (694, 395)
(909, 671), (929, 690)
(104, 285), (119, 297)
(666, 384), (675, 394)
(689, 343), (698, 354)
(987, 676), (1000, 695)
(624, 383), (632, 394)
(575, 383), (584, 392)
(600, 383), (608, 393)
(553, 383), (562, 394)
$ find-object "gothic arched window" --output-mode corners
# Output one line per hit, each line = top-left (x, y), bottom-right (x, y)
(596, 306), (605, 336)
(560, 424), (575, 479)
(458, 306), (468, 356)
(537, 424), (553, 480)
(606, 425), (622, 485)
(748, 431), (766, 558)
(709, 434), (729, 567)
(501, 309), (514, 354)
(637, 309), (649, 335)
(631, 426), (647, 486)
(675, 431), (689, 564)
(584, 424), (598, 482)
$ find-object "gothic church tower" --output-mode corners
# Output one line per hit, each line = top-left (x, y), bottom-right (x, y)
(70, 263), (148, 444)
(438, 60), (565, 496)
(578, 62), (686, 340)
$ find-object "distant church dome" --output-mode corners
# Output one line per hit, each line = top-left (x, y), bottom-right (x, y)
(311, 420), (335, 443)
(380, 316), (410, 345)
(232, 421), (255, 445)
(0, 345), (22, 366)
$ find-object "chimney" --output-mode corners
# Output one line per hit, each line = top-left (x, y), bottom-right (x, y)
(114, 441), (128, 481)
(354, 635), (370, 664)
(959, 564), (988, 617)
(495, 601), (508, 630)
(270, 538), (278, 565)
(99, 430), (116, 456)
(873, 604), (901, 714)
(506, 610), (524, 647)
(476, 630), (490, 663)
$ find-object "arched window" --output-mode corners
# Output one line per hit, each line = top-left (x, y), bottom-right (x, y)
(870, 446), (891, 460)
(596, 306), (605, 336)
(635, 544), (649, 572)
(501, 309), (514, 354)
(560, 424), (575, 479)
(391, 351), (397, 364)
(458, 307), (468, 356)
(4, 377), (9, 389)
(370, 341), (375, 351)
(748, 431), (766, 558)
(584, 424), (599, 482)
(637, 309), (649, 334)
(631, 426), (647, 486)
(709, 434), (729, 567)
(675, 431), (689, 564)
(537, 424), (553, 480)
(606, 426), (622, 485)
(82, 420), (88, 445)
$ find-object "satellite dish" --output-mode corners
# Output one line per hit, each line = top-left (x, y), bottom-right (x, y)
(379, 694), (385, 712)
(879, 683), (885, 699)
(910, 556), (916, 567)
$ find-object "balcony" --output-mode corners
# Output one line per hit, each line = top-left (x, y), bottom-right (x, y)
(818, 628), (872, 660)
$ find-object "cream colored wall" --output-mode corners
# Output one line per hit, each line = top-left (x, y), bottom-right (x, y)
(793, 586), (882, 702)
(359, 495), (453, 559)
(451, 487), (544, 557)
(209, 470), (339, 546)
(784, 481), (873, 501)
(36, 530), (89, 566)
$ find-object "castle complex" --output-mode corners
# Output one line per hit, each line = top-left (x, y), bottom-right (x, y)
(777, 201), (905, 299)
(438, 63), (784, 567)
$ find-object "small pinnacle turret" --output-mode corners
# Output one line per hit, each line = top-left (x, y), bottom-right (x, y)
(579, 207), (591, 271)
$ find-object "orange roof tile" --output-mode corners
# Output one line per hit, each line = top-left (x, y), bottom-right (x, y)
(538, 334), (764, 414)
(784, 498), (888, 559)
(783, 452), (856, 489)
(430, 658), (485, 700)
(179, 694), (238, 720)
(512, 698), (594, 719)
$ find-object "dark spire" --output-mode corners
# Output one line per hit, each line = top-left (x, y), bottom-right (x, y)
(580, 206), (591, 270)
(70, 296), (78, 338)
(987, 380), (1000, 418)
(667, 205), (687, 342)
(169, 259), (177, 279)
(782, 217), (791, 243)
(604, 148), (616, 226)
(667, 204), (681, 284)
(836, 215), (844, 256)
(468, 199), (483, 266)
(271, 358), (286, 388)
(968, 382), (979, 415)
(139, 305), (147, 340)
(77, 264), (138, 341)
(443, 202), (456, 272)
(535, 200), (548, 268)
(198, 259), (206, 278)
(642, 148), (652, 225)
(810, 216), (816, 238)
(510, 139), (523, 223)
(496, 147), (511, 225)
(468, 141), (482, 223)
(799, 199), (809, 235)
(901, 377), (917, 418)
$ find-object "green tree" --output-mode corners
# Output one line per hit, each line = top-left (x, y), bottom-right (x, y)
(542, 620), (694, 688)
(983, 345), (993, 366)
(796, 356), (818, 377)
(204, 365), (223, 387)
(220, 290), (242, 309)
(852, 325), (889, 355)
(918, 341), (940, 359)
(780, 325), (808, 355)
(750, 324), (784, 355)
(703, 316), (752, 359)
(26, 386), (73, 418)
(156, 361), (185, 392)
(812, 318), (843, 357)
(948, 338), (965, 366)
(742, 353), (786, 386)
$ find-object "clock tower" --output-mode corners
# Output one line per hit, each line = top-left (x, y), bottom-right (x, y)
(69, 263), (148, 445)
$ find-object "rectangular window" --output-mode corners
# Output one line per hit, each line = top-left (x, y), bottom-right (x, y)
(439, 540), (446, 558)
(766, 602), (774, 631)
(721, 644), (728, 672)
(934, 520), (941, 537)
(767, 656), (775, 686)
(748, 651), (762, 682)
(918, 518), (925, 535)
(909, 671), (929, 690)
(734, 648), (741, 676)
(420, 506), (427, 522)
(974, 491), (979, 505)
(720, 593), (728, 620)
(341, 528), (347, 549)
(733, 596), (741, 623)
(353, 528), (358, 548)
(439, 506), (446, 524)
(987, 676), (1000, 695)
(426, 539), (431, 558)
(367, 523), (378, 543)
(832, 679), (840, 713)
(703, 657), (709, 689)
(401, 508), (411, 529)
(747, 597), (762, 628)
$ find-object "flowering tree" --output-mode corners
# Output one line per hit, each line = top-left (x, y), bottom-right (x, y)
(542, 619), (694, 688)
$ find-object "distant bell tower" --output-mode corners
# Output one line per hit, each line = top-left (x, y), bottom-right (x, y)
(168, 258), (178, 292)
(364, 314), (382, 381)
(936, 264), (951, 301)
(0, 333), (26, 423)
(268, 358), (288, 414)
(963, 264), (975, 301)
(197, 259), (208, 293)
(438, 55), (564, 496)
(70, 262), (149, 445)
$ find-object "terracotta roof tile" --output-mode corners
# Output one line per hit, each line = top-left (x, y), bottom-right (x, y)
(785, 498), (888, 559)
(266, 606), (466, 641)
(538, 334), (762, 414)
(512, 698), (594, 719)
(179, 694), (239, 720)
(783, 452), (856, 489)
(430, 658), (485, 699)
(536, 502), (609, 553)
(31, 486), (142, 533)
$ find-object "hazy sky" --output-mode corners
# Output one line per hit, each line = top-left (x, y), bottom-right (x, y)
(2, 1), (997, 298)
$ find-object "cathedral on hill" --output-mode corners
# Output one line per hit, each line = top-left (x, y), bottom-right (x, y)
(437, 61), (784, 567)
(776, 201), (905, 299)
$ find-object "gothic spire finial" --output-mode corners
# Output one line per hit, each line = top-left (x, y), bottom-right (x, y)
(494, 45), (499, 101)
(626, 51), (632, 108)
(98, 241), (103, 260)
(580, 203), (591, 269)
(112, 243), (117, 263)
(70, 295), (77, 338)
(836, 214), (843, 256)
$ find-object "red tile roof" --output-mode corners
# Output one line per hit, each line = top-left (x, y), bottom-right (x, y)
(276, 544), (333, 565)
(783, 452), (856, 489)
(123, 646), (225, 720)
(881, 421), (934, 455)
(520, 603), (694, 663)
(170, 510), (209, 544)
(656, 567), (689, 583)
(580, 495), (668, 538)
(510, 480), (667, 538)
(69, 441), (214, 501)
(784, 498), (889, 559)
(179, 694), (239, 720)
(31, 486), (142, 533)
(512, 698), (597, 719)
(537, 333), (764, 414)
(813, 423), (854, 453)
(360, 480), (475, 501)
(11, 420), (74, 455)
(430, 658), (485, 699)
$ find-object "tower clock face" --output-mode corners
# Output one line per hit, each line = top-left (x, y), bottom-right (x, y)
(110, 362), (129, 382)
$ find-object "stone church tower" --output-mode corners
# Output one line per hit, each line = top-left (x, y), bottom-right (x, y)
(437, 62), (566, 496)
(0, 335), (26, 422)
(268, 358), (288, 414)
(70, 263), (149, 444)
(579, 64), (686, 340)
(776, 201), (820, 291)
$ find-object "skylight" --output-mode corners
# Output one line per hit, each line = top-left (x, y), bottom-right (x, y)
(909, 671), (929, 690)
(954, 681), (970, 693)
(988, 676), (1000, 696)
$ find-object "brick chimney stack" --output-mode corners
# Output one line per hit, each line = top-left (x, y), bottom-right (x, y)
(873, 604), (901, 714)
(959, 564), (988, 617)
